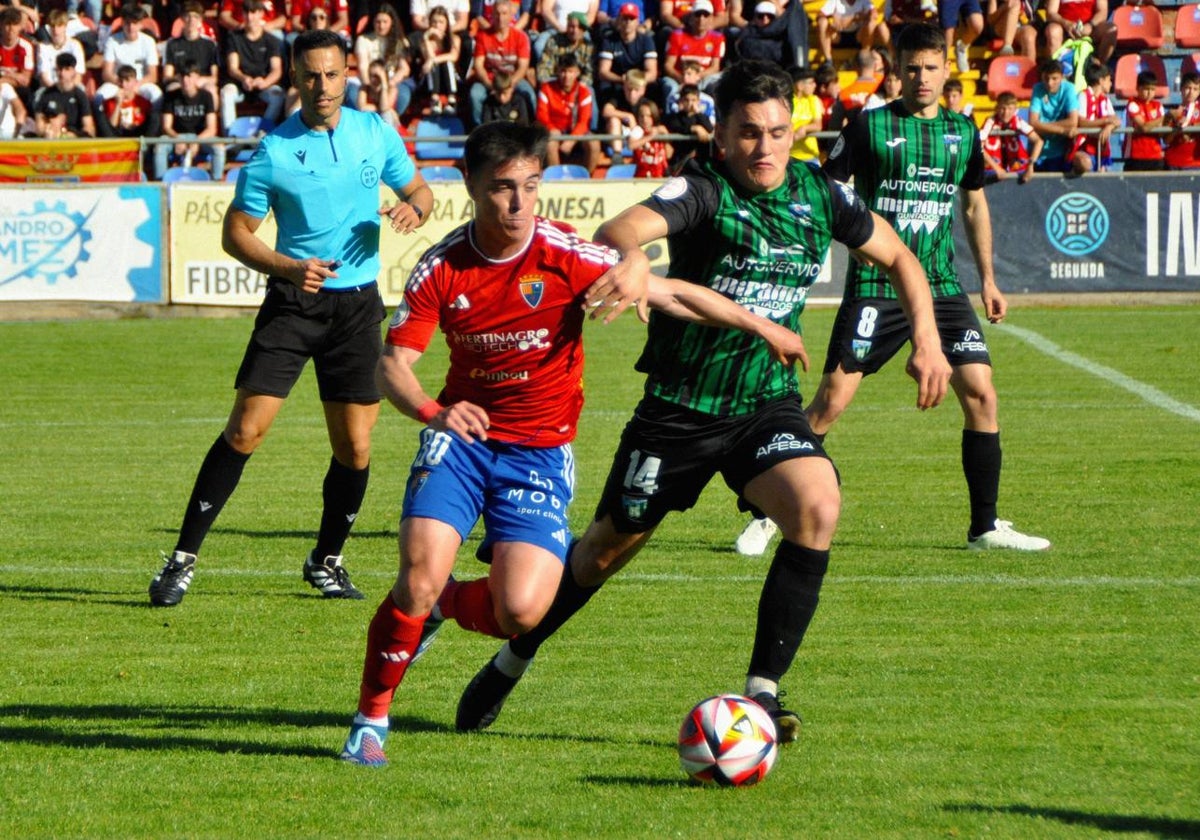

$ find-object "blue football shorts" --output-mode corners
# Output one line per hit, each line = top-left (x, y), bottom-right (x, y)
(401, 428), (576, 563)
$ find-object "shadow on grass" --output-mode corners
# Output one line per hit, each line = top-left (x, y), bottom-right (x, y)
(580, 774), (693, 789)
(149, 527), (397, 540)
(944, 803), (1200, 839)
(0, 703), (450, 760)
(0, 582), (146, 607)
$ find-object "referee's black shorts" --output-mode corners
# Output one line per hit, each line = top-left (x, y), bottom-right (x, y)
(235, 278), (387, 403)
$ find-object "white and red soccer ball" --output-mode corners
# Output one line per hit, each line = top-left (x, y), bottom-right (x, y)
(677, 693), (779, 787)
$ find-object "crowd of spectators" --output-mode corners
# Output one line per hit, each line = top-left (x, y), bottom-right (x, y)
(0, 0), (1197, 178)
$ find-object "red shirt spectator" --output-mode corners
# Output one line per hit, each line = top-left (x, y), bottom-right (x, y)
(472, 22), (530, 82)
(537, 69), (592, 135)
(1125, 94), (1165, 163)
(291, 0), (351, 36)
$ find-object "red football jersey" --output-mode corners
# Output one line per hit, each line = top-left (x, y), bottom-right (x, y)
(386, 218), (619, 447)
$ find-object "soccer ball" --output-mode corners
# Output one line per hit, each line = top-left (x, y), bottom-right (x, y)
(677, 694), (779, 787)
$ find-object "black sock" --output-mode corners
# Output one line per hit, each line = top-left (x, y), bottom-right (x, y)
(963, 429), (1001, 537)
(748, 541), (829, 683)
(314, 457), (369, 559)
(175, 434), (251, 556)
(509, 546), (601, 660)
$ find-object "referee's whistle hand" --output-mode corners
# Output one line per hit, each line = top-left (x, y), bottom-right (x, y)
(379, 202), (421, 233)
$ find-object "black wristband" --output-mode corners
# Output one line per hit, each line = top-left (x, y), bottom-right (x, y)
(409, 202), (424, 221)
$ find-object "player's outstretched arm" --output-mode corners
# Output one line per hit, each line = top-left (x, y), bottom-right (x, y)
(961, 187), (1008, 323)
(852, 213), (951, 410)
(587, 204), (664, 324)
(646, 277), (809, 370)
(377, 344), (490, 443)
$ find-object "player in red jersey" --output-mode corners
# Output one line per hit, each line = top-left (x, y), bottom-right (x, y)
(340, 120), (809, 766)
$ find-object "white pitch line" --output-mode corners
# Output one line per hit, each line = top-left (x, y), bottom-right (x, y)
(996, 323), (1200, 424)
(4, 567), (1198, 588)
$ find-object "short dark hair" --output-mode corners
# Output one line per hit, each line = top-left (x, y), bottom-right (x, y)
(1083, 60), (1110, 87)
(181, 60), (201, 75)
(713, 59), (791, 122)
(1182, 70), (1200, 87)
(56, 52), (78, 69)
(465, 121), (550, 180)
(293, 28), (348, 63)
(790, 66), (816, 83)
(944, 78), (963, 94)
(1136, 70), (1159, 88)
(895, 22), (945, 58)
(122, 4), (149, 21)
(1038, 58), (1063, 77)
(0, 7), (25, 26)
(555, 52), (580, 71)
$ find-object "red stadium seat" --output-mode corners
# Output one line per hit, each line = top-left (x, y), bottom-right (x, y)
(1174, 3), (1200, 49)
(986, 54), (1037, 101)
(1182, 52), (1200, 76)
(1112, 3), (1164, 50)
(1113, 53), (1169, 99)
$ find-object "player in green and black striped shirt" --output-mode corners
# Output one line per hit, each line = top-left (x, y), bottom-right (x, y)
(454, 60), (953, 741)
(810, 23), (1050, 551)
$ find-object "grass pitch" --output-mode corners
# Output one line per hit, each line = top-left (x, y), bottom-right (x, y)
(0, 306), (1197, 839)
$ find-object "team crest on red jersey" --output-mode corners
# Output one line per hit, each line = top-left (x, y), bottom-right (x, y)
(519, 275), (545, 308)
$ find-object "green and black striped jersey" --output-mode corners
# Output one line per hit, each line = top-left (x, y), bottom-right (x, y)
(634, 158), (874, 416)
(824, 100), (986, 300)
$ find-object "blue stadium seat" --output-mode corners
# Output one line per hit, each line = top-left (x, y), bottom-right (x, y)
(604, 163), (637, 179)
(162, 166), (212, 183)
(542, 164), (590, 180)
(421, 164), (464, 181)
(414, 115), (466, 160)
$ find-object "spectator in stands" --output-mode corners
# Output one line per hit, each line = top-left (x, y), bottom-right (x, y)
(33, 51), (93, 137)
(156, 60), (225, 179)
(665, 58), (714, 115)
(983, 0), (1035, 58)
(595, 2), (658, 101)
(1070, 60), (1117, 174)
(0, 75), (25, 137)
(97, 62), (159, 143)
(1123, 70), (1165, 172)
(942, 77), (971, 116)
(467, 0), (535, 127)
(358, 57), (402, 125)
(419, 4), (462, 113)
(415, 0), (471, 33)
(789, 64), (821, 161)
(661, 0), (724, 101)
(534, 0), (599, 63)
(220, 0), (285, 131)
(1042, 0), (1115, 67)
(290, 0), (352, 45)
(628, 97), (669, 175)
(0, 6), (35, 107)
(838, 47), (880, 113)
(1028, 58), (1078, 173)
(35, 9), (86, 91)
(662, 80), (711, 168)
(219, 0), (288, 38)
(938, 0), (981, 73)
(99, 5), (162, 104)
(815, 0), (886, 68)
(1165, 71), (1200, 171)
(979, 91), (1041, 182)
(537, 10), (593, 85)
(480, 69), (533, 122)
(883, 0), (936, 51)
(600, 67), (647, 161)
(864, 65), (901, 109)
(537, 52), (600, 171)
(734, 0), (808, 70)
(4, 0), (38, 34)
(163, 1), (221, 98)
(354, 3), (414, 118)
(597, 0), (647, 31)
(469, 0), (534, 32)
(815, 61), (844, 157)
(659, 0), (728, 40)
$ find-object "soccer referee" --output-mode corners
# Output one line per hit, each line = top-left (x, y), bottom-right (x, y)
(150, 29), (432, 607)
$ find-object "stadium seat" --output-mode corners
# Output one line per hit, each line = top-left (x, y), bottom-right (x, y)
(542, 164), (591, 180)
(1114, 53), (1169, 99)
(226, 115), (262, 162)
(1112, 3), (1164, 50)
(985, 54), (1037, 100)
(420, 164), (464, 181)
(225, 166), (242, 182)
(604, 163), (637, 178)
(1175, 3), (1200, 48)
(414, 115), (466, 160)
(162, 166), (212, 183)
(1182, 52), (1200, 76)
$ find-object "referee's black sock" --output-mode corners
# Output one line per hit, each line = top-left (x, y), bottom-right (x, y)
(314, 457), (369, 559)
(509, 545), (601, 661)
(962, 429), (1001, 537)
(748, 541), (829, 683)
(175, 434), (251, 556)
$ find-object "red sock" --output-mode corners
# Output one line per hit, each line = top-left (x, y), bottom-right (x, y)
(439, 577), (506, 638)
(357, 596), (427, 719)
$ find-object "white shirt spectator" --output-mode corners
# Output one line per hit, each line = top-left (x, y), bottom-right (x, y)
(36, 36), (87, 89)
(0, 82), (20, 138)
(103, 29), (159, 80)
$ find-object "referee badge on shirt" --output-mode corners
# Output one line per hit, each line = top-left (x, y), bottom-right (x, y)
(519, 275), (545, 308)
